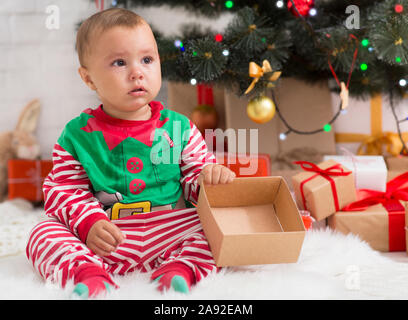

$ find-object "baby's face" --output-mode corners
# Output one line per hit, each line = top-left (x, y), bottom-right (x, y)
(80, 24), (162, 119)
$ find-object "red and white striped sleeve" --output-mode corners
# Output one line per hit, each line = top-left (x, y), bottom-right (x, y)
(179, 121), (217, 204)
(43, 143), (110, 243)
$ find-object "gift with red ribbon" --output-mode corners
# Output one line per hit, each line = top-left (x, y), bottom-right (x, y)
(328, 171), (408, 252)
(7, 159), (53, 202)
(292, 159), (357, 221)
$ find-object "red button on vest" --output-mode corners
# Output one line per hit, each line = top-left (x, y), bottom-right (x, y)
(127, 157), (143, 174)
(129, 179), (146, 195)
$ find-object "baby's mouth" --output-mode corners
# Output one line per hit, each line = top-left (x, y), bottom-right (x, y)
(129, 86), (147, 96)
(129, 86), (146, 94)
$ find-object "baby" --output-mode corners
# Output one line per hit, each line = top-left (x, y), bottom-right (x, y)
(26, 8), (235, 299)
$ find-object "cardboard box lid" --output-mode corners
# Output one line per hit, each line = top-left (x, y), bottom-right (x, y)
(197, 176), (306, 266)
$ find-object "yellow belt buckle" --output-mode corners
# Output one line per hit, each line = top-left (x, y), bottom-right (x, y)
(111, 201), (152, 220)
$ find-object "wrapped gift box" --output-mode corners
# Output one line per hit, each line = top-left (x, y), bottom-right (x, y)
(8, 159), (53, 202)
(385, 156), (408, 172)
(406, 203), (408, 255)
(323, 155), (387, 192)
(328, 172), (408, 252)
(332, 93), (408, 156)
(292, 160), (357, 221)
(328, 203), (406, 252)
(215, 152), (271, 177)
(197, 176), (305, 266)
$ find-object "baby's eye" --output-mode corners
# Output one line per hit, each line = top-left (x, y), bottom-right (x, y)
(112, 59), (126, 67)
(142, 56), (153, 64)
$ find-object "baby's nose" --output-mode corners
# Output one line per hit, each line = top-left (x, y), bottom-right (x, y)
(130, 69), (143, 80)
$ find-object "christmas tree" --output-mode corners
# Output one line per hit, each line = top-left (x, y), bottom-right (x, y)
(108, 0), (408, 101)
(88, 0), (408, 154)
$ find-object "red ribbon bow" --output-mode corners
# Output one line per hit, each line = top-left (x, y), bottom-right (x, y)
(342, 171), (408, 252)
(343, 171), (408, 212)
(294, 161), (352, 212)
(294, 161), (351, 177)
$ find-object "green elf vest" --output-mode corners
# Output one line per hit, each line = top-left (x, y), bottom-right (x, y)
(58, 101), (192, 210)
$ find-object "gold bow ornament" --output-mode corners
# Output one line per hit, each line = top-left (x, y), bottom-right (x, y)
(357, 132), (408, 156)
(244, 60), (282, 94)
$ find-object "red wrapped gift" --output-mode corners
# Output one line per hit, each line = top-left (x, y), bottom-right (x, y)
(329, 172), (408, 252)
(215, 152), (271, 177)
(7, 159), (53, 202)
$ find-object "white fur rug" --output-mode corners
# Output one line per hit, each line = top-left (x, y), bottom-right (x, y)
(1, 199), (408, 300)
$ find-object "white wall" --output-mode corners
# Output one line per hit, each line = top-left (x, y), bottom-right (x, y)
(0, 0), (233, 158)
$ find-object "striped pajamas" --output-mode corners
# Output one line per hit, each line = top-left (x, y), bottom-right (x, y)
(26, 208), (216, 288)
(26, 115), (218, 288)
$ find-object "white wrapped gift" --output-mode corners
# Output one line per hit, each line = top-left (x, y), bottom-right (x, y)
(323, 155), (387, 192)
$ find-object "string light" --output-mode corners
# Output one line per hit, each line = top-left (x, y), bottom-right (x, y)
(323, 124), (332, 132)
(279, 131), (291, 140)
(215, 34), (223, 42)
(309, 8), (317, 16)
(222, 49), (230, 56)
(396, 56), (402, 63)
(360, 63), (368, 71)
(399, 79), (407, 87)
(190, 78), (197, 85)
(271, 90), (343, 139)
(225, 0), (234, 9)
(361, 39), (369, 47)
(174, 40), (185, 52)
(276, 0), (284, 8)
(395, 4), (404, 13)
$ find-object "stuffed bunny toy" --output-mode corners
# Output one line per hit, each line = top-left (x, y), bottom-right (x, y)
(0, 99), (41, 201)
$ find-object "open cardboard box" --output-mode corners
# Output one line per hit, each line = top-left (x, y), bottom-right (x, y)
(197, 177), (306, 267)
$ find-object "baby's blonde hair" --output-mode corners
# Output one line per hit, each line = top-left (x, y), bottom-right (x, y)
(76, 8), (145, 67)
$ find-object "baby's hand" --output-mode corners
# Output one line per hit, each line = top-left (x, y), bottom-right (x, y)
(198, 164), (236, 185)
(86, 220), (125, 257)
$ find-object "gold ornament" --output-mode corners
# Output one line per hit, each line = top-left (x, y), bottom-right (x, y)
(247, 95), (276, 124)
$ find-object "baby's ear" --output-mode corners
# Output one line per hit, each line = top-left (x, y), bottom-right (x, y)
(78, 66), (97, 91)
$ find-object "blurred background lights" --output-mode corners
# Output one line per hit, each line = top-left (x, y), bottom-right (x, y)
(279, 133), (287, 140)
(276, 0), (284, 8)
